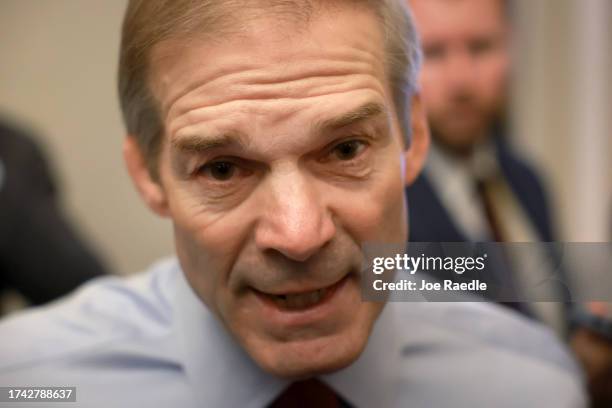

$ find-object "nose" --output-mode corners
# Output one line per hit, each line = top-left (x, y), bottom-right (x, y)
(444, 49), (476, 91)
(254, 169), (336, 262)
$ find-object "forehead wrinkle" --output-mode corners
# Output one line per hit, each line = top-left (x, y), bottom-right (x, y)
(167, 91), (387, 168)
(155, 6), (392, 154)
(167, 74), (387, 147)
(150, 2), (389, 118)
(167, 74), (384, 138)
(156, 61), (258, 128)
(155, 27), (385, 120)
(165, 58), (385, 138)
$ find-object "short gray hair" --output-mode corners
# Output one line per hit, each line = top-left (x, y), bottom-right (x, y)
(118, 0), (422, 179)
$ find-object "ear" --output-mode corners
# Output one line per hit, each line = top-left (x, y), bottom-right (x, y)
(404, 93), (430, 186)
(123, 136), (170, 218)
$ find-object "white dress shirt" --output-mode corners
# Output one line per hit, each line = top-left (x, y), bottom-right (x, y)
(0, 258), (586, 407)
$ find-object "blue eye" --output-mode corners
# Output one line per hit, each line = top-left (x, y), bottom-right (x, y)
(333, 140), (365, 160)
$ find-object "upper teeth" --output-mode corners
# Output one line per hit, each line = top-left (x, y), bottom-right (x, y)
(274, 289), (327, 310)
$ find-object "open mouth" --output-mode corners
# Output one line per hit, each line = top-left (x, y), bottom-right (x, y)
(255, 275), (348, 312)
(271, 288), (330, 310)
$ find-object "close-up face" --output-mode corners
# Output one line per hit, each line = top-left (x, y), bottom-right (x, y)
(126, 4), (427, 379)
(410, 0), (510, 151)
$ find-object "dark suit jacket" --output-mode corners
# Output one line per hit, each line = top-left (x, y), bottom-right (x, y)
(0, 121), (107, 306)
(405, 136), (571, 320)
(407, 138), (555, 243)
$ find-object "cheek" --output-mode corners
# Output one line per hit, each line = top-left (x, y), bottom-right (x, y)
(477, 55), (509, 101)
(418, 67), (449, 115)
(172, 220), (223, 311)
(419, 68), (441, 101)
(168, 188), (255, 312)
(333, 158), (407, 243)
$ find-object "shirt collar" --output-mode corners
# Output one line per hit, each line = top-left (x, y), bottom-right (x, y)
(322, 302), (402, 408)
(426, 140), (501, 182)
(425, 141), (500, 240)
(173, 264), (286, 408)
(171, 260), (401, 408)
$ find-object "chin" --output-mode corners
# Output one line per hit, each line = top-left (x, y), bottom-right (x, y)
(256, 331), (370, 379)
(434, 126), (488, 152)
(243, 306), (382, 379)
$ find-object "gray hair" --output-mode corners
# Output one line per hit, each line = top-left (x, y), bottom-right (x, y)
(118, 0), (422, 179)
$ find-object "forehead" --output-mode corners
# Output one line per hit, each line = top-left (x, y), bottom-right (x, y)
(410, 0), (505, 40)
(147, 4), (392, 137)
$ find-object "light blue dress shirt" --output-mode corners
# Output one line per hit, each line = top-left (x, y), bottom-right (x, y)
(0, 258), (586, 407)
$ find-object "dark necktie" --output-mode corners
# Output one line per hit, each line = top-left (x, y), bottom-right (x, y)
(268, 378), (350, 408)
(474, 177), (533, 317)
(474, 177), (505, 242)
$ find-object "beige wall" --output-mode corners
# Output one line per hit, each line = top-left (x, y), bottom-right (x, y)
(513, 0), (611, 241)
(0, 0), (610, 276)
(0, 0), (173, 274)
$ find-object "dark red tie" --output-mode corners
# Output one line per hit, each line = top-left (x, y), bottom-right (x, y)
(268, 379), (341, 408)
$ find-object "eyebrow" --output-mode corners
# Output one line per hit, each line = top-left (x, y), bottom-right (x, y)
(315, 101), (386, 132)
(171, 133), (244, 155)
(170, 101), (387, 155)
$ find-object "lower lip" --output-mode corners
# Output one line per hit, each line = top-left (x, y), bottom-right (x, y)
(252, 274), (353, 327)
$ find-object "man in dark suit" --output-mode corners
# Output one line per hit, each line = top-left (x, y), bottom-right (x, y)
(0, 120), (107, 313)
(405, 0), (566, 327)
(408, 126), (555, 243)
(406, 1), (612, 405)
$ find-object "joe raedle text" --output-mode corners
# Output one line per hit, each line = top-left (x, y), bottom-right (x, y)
(373, 279), (487, 292)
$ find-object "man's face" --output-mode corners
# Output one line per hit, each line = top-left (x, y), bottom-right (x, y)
(410, 0), (509, 151)
(129, 5), (426, 379)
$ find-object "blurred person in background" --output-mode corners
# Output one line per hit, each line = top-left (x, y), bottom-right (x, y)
(0, 119), (107, 315)
(406, 0), (612, 406)
(406, 0), (563, 324)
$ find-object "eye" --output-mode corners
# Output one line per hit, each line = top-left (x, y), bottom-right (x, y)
(332, 140), (366, 161)
(200, 161), (236, 181)
(424, 44), (446, 61)
(469, 38), (495, 56)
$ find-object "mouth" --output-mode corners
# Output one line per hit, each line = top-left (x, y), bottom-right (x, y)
(269, 286), (333, 310)
(254, 274), (350, 312)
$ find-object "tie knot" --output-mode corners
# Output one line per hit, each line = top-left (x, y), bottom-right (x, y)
(269, 378), (342, 408)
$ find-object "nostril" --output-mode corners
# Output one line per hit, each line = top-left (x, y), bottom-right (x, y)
(254, 217), (335, 262)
